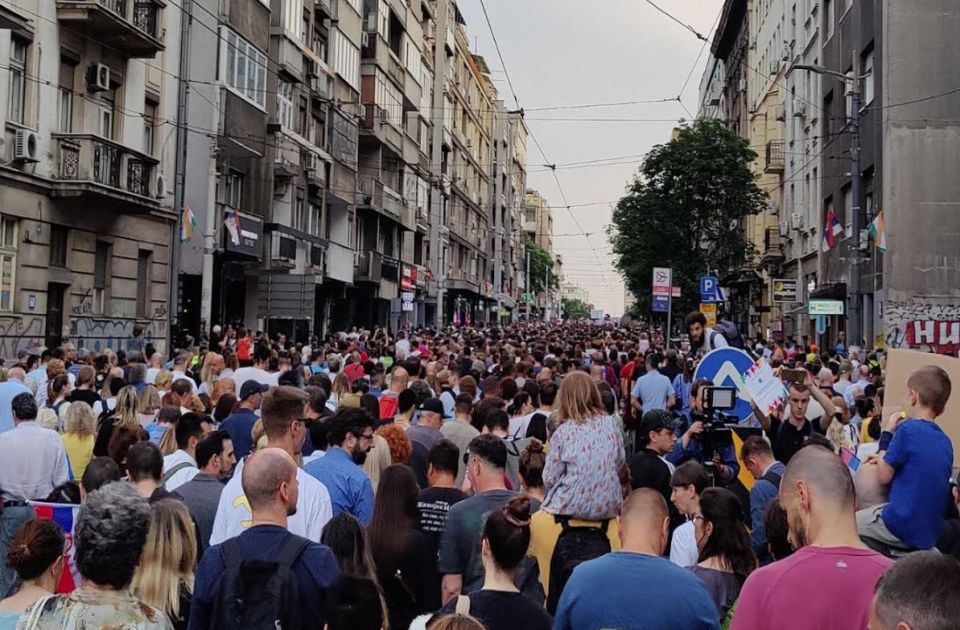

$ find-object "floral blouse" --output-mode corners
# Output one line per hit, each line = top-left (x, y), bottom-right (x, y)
(542, 414), (625, 520)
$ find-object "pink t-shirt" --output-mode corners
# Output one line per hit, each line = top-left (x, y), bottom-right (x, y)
(730, 546), (892, 630)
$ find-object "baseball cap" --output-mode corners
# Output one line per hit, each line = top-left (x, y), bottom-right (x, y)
(239, 380), (269, 400)
(419, 398), (445, 416)
(638, 409), (677, 436)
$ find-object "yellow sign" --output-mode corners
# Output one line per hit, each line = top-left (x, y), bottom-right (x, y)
(700, 303), (717, 327)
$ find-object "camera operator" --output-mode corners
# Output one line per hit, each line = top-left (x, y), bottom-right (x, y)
(666, 379), (740, 485)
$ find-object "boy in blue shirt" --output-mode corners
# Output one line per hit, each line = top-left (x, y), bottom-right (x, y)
(857, 365), (954, 550)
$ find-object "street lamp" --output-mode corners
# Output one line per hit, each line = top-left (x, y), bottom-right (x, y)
(789, 52), (872, 347)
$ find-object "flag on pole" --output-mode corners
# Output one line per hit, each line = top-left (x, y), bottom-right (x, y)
(224, 208), (242, 245)
(868, 210), (887, 252)
(821, 209), (843, 253)
(180, 206), (198, 242)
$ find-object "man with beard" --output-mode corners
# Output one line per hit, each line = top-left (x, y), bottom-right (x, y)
(730, 445), (892, 630)
(190, 448), (339, 629)
(305, 407), (376, 524)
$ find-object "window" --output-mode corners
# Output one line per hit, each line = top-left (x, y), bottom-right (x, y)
(311, 114), (325, 148)
(306, 202), (322, 236)
(0, 218), (17, 311)
(49, 226), (68, 268)
(222, 28), (267, 108)
(94, 241), (111, 315)
(298, 96), (308, 136)
(346, 0), (362, 15)
(824, 0), (834, 40)
(100, 89), (116, 139)
(136, 251), (151, 317)
(278, 79), (294, 128)
(143, 100), (157, 155)
(293, 196), (304, 230)
(330, 29), (360, 91)
(8, 39), (27, 124)
(374, 70), (403, 126)
(225, 171), (244, 208)
(863, 49), (875, 105)
(58, 59), (75, 132)
(284, 0), (303, 39)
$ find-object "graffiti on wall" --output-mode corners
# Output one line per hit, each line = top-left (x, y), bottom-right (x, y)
(70, 317), (166, 353)
(0, 317), (45, 360)
(885, 301), (960, 354)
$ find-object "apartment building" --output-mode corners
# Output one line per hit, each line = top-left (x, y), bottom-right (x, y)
(0, 0), (174, 356)
(523, 189), (553, 255)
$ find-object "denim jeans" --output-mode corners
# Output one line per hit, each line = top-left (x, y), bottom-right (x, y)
(0, 505), (35, 596)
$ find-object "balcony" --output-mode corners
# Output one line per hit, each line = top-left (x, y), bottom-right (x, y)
(51, 133), (160, 212)
(382, 184), (402, 218)
(761, 226), (784, 265)
(361, 104), (403, 154)
(355, 250), (383, 283)
(764, 140), (785, 174)
(386, 51), (405, 88)
(56, 0), (164, 58)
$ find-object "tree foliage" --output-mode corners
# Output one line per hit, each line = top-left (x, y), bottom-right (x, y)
(607, 120), (768, 316)
(562, 298), (590, 320)
(524, 234), (558, 295)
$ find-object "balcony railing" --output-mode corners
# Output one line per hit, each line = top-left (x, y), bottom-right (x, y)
(765, 140), (785, 174)
(56, 0), (163, 57)
(354, 250), (383, 283)
(761, 226), (784, 264)
(53, 133), (159, 204)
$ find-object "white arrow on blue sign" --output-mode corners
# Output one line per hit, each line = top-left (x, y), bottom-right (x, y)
(693, 348), (756, 421)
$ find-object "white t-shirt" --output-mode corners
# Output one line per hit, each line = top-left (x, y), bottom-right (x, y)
(146, 367), (161, 384)
(230, 366), (279, 390)
(670, 520), (698, 567)
(702, 328), (730, 353)
(508, 413), (534, 438)
(162, 449), (199, 491)
(395, 339), (411, 359)
(209, 456), (333, 545)
(171, 371), (198, 393)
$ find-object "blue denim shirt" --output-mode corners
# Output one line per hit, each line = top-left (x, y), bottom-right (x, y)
(304, 446), (374, 525)
(665, 412), (740, 481)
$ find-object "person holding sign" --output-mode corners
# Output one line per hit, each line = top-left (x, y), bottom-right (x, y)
(856, 365), (954, 552)
(757, 371), (835, 465)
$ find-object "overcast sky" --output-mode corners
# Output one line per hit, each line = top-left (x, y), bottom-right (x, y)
(457, 0), (725, 315)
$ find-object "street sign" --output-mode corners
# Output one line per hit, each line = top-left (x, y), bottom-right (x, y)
(652, 267), (672, 296)
(672, 286), (681, 298)
(401, 301), (414, 312)
(772, 279), (799, 303)
(809, 298), (844, 315)
(400, 291), (415, 302)
(522, 292), (534, 304)
(700, 275), (721, 302)
(652, 295), (670, 312)
(693, 348), (756, 421)
(700, 303), (717, 327)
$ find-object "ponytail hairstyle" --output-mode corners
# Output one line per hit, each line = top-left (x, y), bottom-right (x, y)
(7, 518), (65, 582)
(518, 439), (546, 491)
(508, 392), (531, 417)
(481, 495), (532, 571)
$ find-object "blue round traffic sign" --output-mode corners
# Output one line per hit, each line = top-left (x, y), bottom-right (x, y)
(693, 347), (755, 421)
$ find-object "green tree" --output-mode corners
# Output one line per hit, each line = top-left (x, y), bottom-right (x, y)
(562, 298), (591, 320)
(607, 119), (767, 316)
(524, 234), (558, 295)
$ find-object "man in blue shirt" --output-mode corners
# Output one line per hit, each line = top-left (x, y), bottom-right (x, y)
(0, 367), (32, 433)
(554, 488), (719, 630)
(667, 379), (739, 483)
(857, 365), (954, 550)
(304, 407), (375, 524)
(190, 448), (339, 629)
(740, 436), (785, 564)
(221, 380), (267, 460)
(631, 351), (676, 416)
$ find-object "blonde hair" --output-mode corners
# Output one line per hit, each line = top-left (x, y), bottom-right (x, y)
(65, 401), (96, 438)
(199, 352), (223, 391)
(46, 359), (66, 380)
(158, 425), (178, 456)
(210, 378), (235, 406)
(139, 385), (162, 415)
(37, 408), (60, 432)
(132, 499), (197, 621)
(332, 372), (351, 398)
(114, 386), (141, 430)
(251, 419), (265, 451)
(154, 370), (173, 392)
(183, 394), (205, 414)
(556, 371), (605, 424)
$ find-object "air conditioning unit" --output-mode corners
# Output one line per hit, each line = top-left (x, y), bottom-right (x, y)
(87, 63), (111, 92)
(378, 107), (388, 123)
(13, 129), (39, 163)
(155, 173), (167, 199)
(790, 212), (805, 230)
(465, 138), (473, 149)
(738, 77), (747, 92)
(360, 32), (370, 48)
(793, 101), (807, 118)
(769, 59), (780, 75)
(770, 200), (781, 215)
(779, 221), (790, 237)
(303, 151), (320, 172)
(776, 102), (786, 121)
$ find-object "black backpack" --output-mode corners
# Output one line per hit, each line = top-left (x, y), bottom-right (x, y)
(211, 534), (310, 630)
(711, 320), (745, 349)
(546, 516), (611, 614)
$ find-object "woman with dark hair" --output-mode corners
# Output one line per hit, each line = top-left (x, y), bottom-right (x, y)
(689, 487), (757, 621)
(435, 496), (551, 630)
(321, 512), (380, 583)
(0, 520), (65, 627)
(212, 393), (237, 425)
(518, 440), (546, 502)
(368, 465), (437, 629)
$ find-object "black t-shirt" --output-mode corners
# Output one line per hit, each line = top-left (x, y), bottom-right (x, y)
(660, 364), (682, 383)
(417, 486), (468, 547)
(769, 415), (824, 464)
(437, 590), (552, 630)
(69, 389), (101, 407)
(377, 529), (438, 630)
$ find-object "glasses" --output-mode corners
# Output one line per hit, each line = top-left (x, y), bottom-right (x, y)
(692, 515), (706, 523)
(359, 432), (375, 441)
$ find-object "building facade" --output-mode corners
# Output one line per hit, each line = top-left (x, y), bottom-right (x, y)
(0, 0), (174, 357)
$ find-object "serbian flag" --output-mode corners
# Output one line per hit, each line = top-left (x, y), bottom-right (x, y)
(224, 208), (242, 246)
(180, 206), (198, 242)
(869, 210), (887, 252)
(32, 503), (81, 592)
(821, 209), (843, 252)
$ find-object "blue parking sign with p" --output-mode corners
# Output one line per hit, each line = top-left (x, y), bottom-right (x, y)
(700, 275), (720, 303)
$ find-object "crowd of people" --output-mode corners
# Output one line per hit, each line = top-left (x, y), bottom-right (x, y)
(0, 315), (956, 629)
